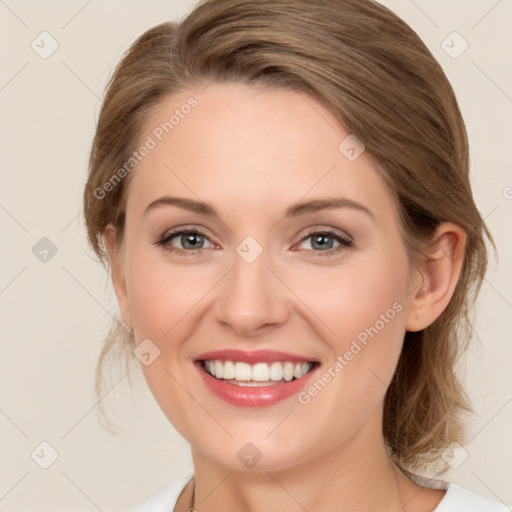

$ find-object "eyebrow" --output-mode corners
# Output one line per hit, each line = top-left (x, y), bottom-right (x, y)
(143, 195), (374, 220)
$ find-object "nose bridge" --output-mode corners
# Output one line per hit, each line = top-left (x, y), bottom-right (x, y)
(213, 236), (289, 334)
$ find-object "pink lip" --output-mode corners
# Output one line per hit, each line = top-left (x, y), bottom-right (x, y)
(195, 349), (317, 364)
(194, 355), (319, 408)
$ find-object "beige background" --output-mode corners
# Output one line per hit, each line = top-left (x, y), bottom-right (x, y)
(1, 0), (511, 510)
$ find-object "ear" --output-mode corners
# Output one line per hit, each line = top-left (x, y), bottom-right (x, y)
(405, 222), (467, 332)
(104, 225), (132, 330)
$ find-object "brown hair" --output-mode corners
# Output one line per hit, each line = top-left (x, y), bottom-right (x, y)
(83, 0), (494, 474)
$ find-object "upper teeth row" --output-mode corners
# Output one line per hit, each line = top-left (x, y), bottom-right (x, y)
(205, 360), (312, 382)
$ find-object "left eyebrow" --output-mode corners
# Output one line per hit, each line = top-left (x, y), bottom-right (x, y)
(283, 198), (374, 220)
(143, 195), (374, 220)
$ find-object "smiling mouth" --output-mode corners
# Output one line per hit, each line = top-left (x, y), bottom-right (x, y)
(200, 359), (318, 387)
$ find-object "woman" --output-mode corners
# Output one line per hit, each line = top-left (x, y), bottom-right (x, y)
(83, 0), (509, 510)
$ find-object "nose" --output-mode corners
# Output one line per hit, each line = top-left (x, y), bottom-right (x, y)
(213, 247), (290, 337)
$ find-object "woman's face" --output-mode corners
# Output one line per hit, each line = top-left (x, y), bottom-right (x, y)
(112, 82), (419, 471)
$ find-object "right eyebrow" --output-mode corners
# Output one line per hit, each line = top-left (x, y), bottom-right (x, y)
(144, 196), (218, 217)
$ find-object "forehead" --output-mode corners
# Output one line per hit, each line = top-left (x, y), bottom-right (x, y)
(126, 82), (395, 221)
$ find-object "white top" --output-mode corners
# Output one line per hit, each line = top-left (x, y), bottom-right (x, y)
(125, 470), (510, 511)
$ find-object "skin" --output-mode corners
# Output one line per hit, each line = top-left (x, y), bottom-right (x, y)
(105, 82), (466, 512)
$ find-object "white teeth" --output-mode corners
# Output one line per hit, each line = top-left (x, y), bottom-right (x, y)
(214, 360), (223, 379)
(223, 360), (235, 379)
(269, 362), (283, 381)
(204, 359), (313, 382)
(283, 362), (294, 381)
(234, 362), (252, 381)
(252, 363), (270, 381)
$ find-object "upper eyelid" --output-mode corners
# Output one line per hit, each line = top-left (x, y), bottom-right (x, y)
(162, 227), (215, 244)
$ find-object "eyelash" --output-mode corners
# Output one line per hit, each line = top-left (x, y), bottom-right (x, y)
(153, 226), (354, 258)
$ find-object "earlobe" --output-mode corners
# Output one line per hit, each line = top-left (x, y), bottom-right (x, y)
(104, 225), (133, 330)
(405, 223), (466, 332)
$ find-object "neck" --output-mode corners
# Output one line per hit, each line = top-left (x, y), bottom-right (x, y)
(188, 415), (421, 512)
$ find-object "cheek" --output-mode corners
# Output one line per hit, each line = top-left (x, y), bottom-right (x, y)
(124, 250), (215, 404)
(287, 252), (408, 353)
(125, 250), (209, 339)
(330, 254), (408, 379)
(309, 257), (407, 413)
(332, 267), (406, 361)
(123, 251), (202, 434)
(288, 248), (408, 411)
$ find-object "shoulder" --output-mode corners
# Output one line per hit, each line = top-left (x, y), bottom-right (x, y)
(435, 482), (510, 511)
(403, 469), (509, 511)
(124, 470), (194, 512)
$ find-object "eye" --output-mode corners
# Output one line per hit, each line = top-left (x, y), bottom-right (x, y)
(294, 228), (353, 257)
(154, 227), (215, 256)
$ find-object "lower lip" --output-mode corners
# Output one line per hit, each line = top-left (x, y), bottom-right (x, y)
(195, 362), (318, 407)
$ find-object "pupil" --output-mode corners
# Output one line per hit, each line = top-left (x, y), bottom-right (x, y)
(183, 233), (202, 249)
(313, 234), (332, 250)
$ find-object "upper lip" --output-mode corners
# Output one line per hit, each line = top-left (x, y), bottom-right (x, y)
(195, 349), (318, 364)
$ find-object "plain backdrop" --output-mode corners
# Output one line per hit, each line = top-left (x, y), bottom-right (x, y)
(1, 0), (511, 510)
